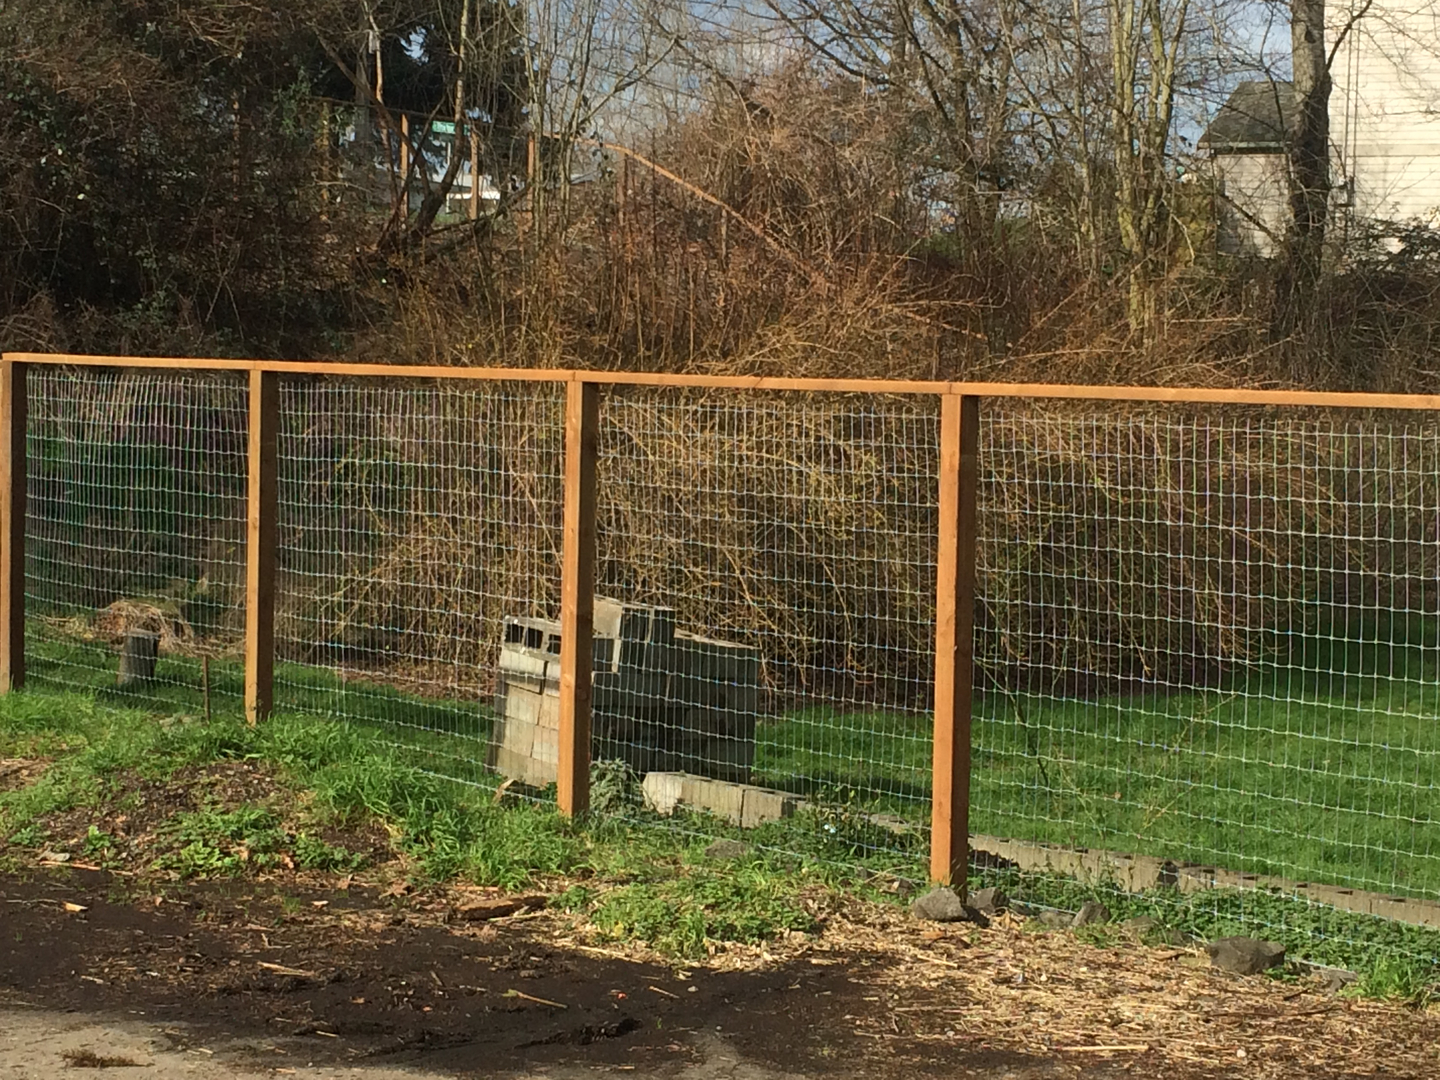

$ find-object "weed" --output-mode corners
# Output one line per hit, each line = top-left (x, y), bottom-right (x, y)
(82, 825), (113, 855)
(584, 867), (816, 959)
(154, 806), (288, 877)
(293, 833), (365, 872)
(589, 759), (640, 816)
(1348, 957), (1440, 1007)
(7, 823), (47, 848)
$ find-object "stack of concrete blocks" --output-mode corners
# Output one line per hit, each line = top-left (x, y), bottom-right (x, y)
(489, 598), (760, 788)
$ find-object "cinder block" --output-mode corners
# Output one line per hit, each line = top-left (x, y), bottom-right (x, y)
(496, 717), (536, 759)
(680, 776), (745, 825)
(532, 727), (559, 765)
(499, 648), (551, 680)
(740, 786), (796, 829)
(642, 771), (685, 816)
(505, 684), (544, 726)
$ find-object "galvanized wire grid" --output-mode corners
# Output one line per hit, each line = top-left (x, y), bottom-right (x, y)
(25, 368), (248, 708)
(275, 379), (564, 787)
(591, 389), (939, 865)
(975, 404), (1440, 940)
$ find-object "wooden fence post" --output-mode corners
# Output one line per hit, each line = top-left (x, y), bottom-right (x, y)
(557, 379), (599, 816)
(931, 393), (980, 886)
(0, 360), (26, 693)
(245, 369), (279, 725)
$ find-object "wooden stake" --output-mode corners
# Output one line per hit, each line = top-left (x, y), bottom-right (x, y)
(400, 112), (411, 185)
(245, 369), (279, 726)
(931, 394), (980, 886)
(0, 360), (26, 693)
(469, 122), (481, 221)
(557, 380), (598, 816)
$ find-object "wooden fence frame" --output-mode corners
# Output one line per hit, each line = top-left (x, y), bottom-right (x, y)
(7, 351), (1440, 887)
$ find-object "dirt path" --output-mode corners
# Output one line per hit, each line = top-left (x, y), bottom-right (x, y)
(0, 1008), (824, 1079)
(1, 866), (1435, 1079)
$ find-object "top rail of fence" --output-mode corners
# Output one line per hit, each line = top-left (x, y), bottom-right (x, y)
(9, 351), (1440, 411)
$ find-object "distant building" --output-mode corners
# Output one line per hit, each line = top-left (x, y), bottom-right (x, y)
(1202, 6), (1440, 256)
(1199, 81), (1295, 256)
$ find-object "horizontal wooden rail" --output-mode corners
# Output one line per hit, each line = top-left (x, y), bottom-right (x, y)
(10, 351), (1440, 410)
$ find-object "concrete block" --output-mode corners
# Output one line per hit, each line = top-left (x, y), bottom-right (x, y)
(535, 691), (560, 730)
(680, 775), (745, 825)
(642, 771), (685, 816)
(532, 726), (559, 765)
(505, 683), (544, 727)
(499, 649), (552, 680)
(741, 786), (797, 829)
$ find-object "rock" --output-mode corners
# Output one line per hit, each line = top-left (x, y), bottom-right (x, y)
(1070, 901), (1112, 928)
(969, 887), (1007, 915)
(704, 839), (753, 861)
(1038, 910), (1071, 929)
(1317, 966), (1358, 993)
(1206, 936), (1286, 975)
(911, 887), (968, 922)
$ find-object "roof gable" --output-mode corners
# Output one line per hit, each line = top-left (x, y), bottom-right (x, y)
(1200, 81), (1296, 152)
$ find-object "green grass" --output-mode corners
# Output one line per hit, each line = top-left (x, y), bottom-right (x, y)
(756, 661), (1440, 901)
(24, 620), (1440, 903)
(2, 679), (1440, 983)
(9, 619), (1440, 981)
(23, 618), (1440, 901)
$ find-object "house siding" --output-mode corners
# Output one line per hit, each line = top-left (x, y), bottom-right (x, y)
(1215, 154), (1290, 256)
(1331, 2), (1440, 224)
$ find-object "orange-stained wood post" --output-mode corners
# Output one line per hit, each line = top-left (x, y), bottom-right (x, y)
(0, 360), (26, 693)
(557, 379), (599, 816)
(245, 369), (279, 725)
(931, 393), (980, 886)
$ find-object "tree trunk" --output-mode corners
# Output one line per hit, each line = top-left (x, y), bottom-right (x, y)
(1271, 0), (1331, 354)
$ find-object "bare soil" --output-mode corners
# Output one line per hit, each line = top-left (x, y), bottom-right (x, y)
(0, 865), (1437, 1080)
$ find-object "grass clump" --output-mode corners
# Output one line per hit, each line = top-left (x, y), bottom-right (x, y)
(562, 864), (818, 960)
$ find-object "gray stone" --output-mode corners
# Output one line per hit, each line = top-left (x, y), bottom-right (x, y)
(1070, 901), (1112, 928)
(1317, 967), (1358, 993)
(1206, 936), (1286, 975)
(1037, 910), (1071, 929)
(704, 839), (753, 861)
(911, 887), (968, 922)
(969, 887), (1008, 915)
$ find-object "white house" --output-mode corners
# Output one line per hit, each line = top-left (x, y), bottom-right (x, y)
(1202, 2), (1440, 255)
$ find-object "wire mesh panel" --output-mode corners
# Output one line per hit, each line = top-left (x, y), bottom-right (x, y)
(974, 403), (1440, 939)
(274, 378), (564, 787)
(26, 367), (248, 709)
(590, 388), (939, 866)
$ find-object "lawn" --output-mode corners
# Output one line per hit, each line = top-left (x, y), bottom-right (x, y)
(5, 646), (1440, 980)
(24, 618), (1440, 902)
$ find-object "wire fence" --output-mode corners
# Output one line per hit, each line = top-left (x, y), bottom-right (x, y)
(274, 379), (564, 786)
(973, 404), (1440, 954)
(14, 362), (1440, 959)
(594, 390), (938, 858)
(26, 368), (248, 710)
